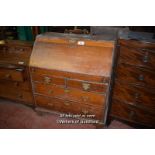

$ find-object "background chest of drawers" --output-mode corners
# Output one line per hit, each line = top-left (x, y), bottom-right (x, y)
(110, 32), (155, 128)
(0, 40), (34, 105)
(30, 32), (115, 125)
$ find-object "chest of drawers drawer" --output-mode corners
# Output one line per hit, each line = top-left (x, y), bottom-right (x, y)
(35, 94), (104, 120)
(113, 81), (155, 111)
(116, 63), (155, 88)
(0, 45), (32, 65)
(0, 67), (26, 82)
(0, 80), (30, 91)
(0, 85), (33, 105)
(34, 82), (105, 107)
(111, 99), (155, 127)
(118, 45), (155, 70)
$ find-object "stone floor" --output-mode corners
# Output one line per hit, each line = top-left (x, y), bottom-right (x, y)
(0, 98), (133, 129)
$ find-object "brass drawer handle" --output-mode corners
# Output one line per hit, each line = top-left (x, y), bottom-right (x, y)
(82, 96), (89, 102)
(64, 101), (71, 106)
(138, 74), (144, 81)
(82, 109), (89, 115)
(82, 83), (90, 91)
(44, 76), (52, 84)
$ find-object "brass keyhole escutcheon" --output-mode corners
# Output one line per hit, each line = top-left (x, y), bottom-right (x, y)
(64, 89), (70, 93)
(82, 96), (89, 102)
(48, 90), (53, 94)
(82, 83), (90, 91)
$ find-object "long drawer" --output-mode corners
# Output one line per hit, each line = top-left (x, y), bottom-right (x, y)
(111, 99), (155, 127)
(116, 63), (155, 88)
(119, 45), (155, 70)
(30, 67), (110, 83)
(35, 94), (104, 120)
(0, 45), (32, 65)
(34, 82), (105, 107)
(31, 72), (107, 93)
(0, 80), (30, 91)
(113, 81), (155, 111)
(0, 86), (33, 105)
(0, 67), (26, 82)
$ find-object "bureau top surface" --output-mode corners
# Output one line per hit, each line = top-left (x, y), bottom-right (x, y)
(30, 33), (114, 77)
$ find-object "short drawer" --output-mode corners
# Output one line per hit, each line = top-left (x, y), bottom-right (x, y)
(0, 67), (26, 82)
(67, 79), (107, 93)
(111, 99), (155, 127)
(31, 73), (65, 86)
(119, 45), (155, 70)
(116, 63), (155, 88)
(34, 82), (106, 107)
(113, 82), (155, 111)
(35, 94), (104, 120)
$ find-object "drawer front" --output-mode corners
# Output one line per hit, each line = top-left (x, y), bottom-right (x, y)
(0, 80), (30, 91)
(119, 39), (155, 49)
(67, 79), (107, 93)
(35, 95), (104, 120)
(0, 68), (25, 82)
(34, 82), (105, 107)
(0, 46), (32, 65)
(30, 67), (109, 83)
(111, 99), (155, 127)
(116, 63), (155, 88)
(113, 82), (155, 110)
(0, 87), (33, 104)
(31, 73), (65, 86)
(119, 45), (155, 70)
